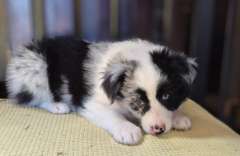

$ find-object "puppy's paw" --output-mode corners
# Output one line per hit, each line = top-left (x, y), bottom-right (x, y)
(112, 121), (142, 145)
(172, 115), (191, 130)
(51, 102), (70, 114)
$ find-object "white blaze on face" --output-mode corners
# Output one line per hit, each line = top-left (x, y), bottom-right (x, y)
(132, 60), (173, 134)
(141, 99), (173, 134)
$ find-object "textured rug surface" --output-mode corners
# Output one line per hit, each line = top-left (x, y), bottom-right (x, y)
(0, 99), (239, 156)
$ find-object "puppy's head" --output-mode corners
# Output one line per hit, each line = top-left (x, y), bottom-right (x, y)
(102, 47), (197, 135)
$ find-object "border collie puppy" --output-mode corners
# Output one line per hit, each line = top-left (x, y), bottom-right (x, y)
(6, 37), (197, 145)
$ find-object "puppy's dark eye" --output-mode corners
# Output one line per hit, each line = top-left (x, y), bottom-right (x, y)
(130, 88), (150, 114)
(162, 93), (170, 100)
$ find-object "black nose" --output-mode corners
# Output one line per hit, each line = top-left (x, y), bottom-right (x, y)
(155, 127), (165, 135)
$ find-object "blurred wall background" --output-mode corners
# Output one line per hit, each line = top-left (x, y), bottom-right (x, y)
(0, 0), (240, 133)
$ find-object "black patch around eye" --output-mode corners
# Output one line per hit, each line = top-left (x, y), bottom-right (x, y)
(156, 78), (189, 111)
(130, 103), (140, 111)
(130, 88), (150, 114)
(136, 88), (149, 104)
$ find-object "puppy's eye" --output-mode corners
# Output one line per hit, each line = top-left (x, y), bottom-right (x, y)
(162, 93), (170, 100)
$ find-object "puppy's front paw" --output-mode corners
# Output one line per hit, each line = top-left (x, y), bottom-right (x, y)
(112, 121), (142, 145)
(51, 102), (70, 114)
(172, 115), (191, 130)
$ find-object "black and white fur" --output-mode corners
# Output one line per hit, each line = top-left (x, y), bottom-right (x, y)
(6, 37), (197, 145)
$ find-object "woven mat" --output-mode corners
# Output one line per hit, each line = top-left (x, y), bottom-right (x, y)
(0, 99), (239, 156)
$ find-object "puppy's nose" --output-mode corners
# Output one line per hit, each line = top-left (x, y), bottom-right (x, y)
(150, 124), (166, 135)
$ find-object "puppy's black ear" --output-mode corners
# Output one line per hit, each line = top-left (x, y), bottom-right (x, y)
(183, 58), (198, 84)
(102, 60), (137, 103)
(151, 48), (198, 84)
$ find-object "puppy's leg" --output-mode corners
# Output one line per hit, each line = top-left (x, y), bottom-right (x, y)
(172, 111), (191, 130)
(79, 100), (142, 145)
(39, 102), (70, 114)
